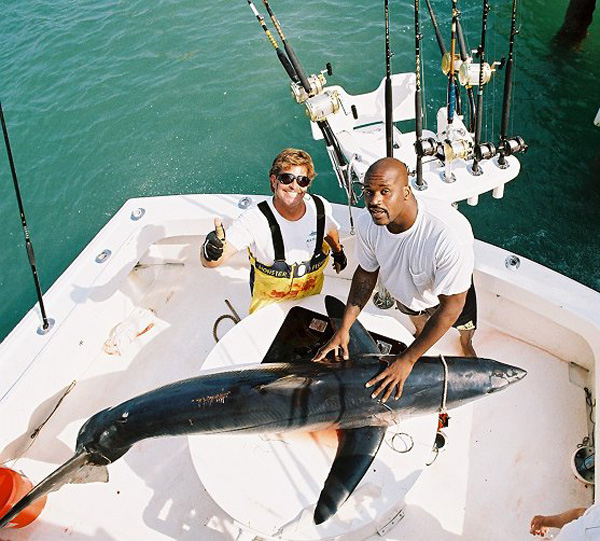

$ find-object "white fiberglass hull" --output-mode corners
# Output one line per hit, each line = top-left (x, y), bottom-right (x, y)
(0, 194), (598, 540)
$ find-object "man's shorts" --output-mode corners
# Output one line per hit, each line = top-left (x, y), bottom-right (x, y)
(395, 281), (477, 331)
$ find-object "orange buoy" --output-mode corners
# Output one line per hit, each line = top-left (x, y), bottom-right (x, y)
(0, 467), (47, 528)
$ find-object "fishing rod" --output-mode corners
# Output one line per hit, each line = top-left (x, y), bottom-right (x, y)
(262, 0), (311, 94)
(497, 0), (527, 167)
(428, 0), (478, 134)
(426, 0), (473, 132)
(471, 0), (490, 175)
(258, 1), (351, 195)
(247, 0), (298, 83)
(413, 0), (430, 189)
(413, 0), (440, 188)
(455, 19), (476, 131)
(0, 102), (52, 334)
(424, 0), (446, 55)
(385, 0), (394, 157)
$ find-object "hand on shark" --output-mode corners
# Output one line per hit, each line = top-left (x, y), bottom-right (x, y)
(312, 327), (351, 362)
(312, 327), (417, 402)
(365, 354), (418, 402)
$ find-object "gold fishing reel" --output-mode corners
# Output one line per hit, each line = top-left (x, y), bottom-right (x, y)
(443, 138), (471, 162)
(443, 51), (501, 87)
(441, 52), (462, 75)
(291, 70), (329, 104)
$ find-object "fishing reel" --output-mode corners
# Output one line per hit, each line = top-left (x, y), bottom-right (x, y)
(290, 63), (333, 104)
(458, 59), (502, 86)
(415, 137), (439, 158)
(443, 138), (471, 162)
(443, 50), (502, 87)
(470, 142), (496, 176)
(304, 90), (341, 122)
(474, 141), (497, 162)
(441, 52), (462, 76)
(498, 136), (527, 157)
(497, 136), (527, 168)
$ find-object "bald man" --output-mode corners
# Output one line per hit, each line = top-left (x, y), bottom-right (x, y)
(314, 157), (477, 403)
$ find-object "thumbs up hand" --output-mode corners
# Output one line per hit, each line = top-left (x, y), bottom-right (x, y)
(202, 218), (226, 262)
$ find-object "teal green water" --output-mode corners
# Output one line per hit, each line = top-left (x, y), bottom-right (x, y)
(1, 0), (599, 342)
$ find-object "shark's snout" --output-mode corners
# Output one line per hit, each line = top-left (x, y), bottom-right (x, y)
(489, 364), (527, 392)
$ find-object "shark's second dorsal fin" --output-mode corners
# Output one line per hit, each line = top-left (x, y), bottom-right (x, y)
(325, 295), (380, 357)
(313, 425), (386, 525)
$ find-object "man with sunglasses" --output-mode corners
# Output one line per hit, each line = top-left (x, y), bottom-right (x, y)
(201, 148), (347, 313)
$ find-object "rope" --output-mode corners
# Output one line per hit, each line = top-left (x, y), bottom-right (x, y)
(426, 354), (450, 466)
(584, 387), (596, 447)
(212, 300), (242, 343)
(439, 353), (449, 414)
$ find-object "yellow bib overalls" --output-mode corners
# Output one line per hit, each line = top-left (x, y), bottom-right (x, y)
(248, 196), (330, 314)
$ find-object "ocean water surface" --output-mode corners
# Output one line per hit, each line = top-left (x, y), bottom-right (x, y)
(1, 0), (599, 342)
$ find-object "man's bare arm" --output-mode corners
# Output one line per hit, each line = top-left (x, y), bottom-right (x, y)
(347, 265), (380, 311)
(402, 291), (467, 361)
(366, 290), (467, 402)
(324, 228), (343, 253)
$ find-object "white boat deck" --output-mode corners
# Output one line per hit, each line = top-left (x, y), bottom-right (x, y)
(0, 195), (597, 540)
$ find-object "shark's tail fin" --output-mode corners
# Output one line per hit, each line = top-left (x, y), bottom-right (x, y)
(0, 450), (108, 529)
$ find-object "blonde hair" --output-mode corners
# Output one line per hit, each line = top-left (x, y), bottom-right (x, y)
(269, 148), (316, 180)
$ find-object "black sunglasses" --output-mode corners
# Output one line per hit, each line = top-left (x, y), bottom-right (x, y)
(277, 172), (311, 188)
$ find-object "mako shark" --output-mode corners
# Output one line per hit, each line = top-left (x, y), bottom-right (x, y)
(0, 296), (526, 527)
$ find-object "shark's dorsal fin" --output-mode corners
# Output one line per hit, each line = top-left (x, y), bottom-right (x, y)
(257, 375), (312, 394)
(314, 426), (386, 524)
(325, 295), (380, 357)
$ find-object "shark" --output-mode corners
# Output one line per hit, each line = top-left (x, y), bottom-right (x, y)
(0, 296), (526, 527)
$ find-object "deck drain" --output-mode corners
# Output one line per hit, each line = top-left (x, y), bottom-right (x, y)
(96, 249), (112, 264)
(505, 254), (520, 270)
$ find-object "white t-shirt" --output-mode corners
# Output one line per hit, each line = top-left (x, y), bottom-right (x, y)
(556, 504), (600, 540)
(226, 195), (340, 265)
(356, 198), (474, 311)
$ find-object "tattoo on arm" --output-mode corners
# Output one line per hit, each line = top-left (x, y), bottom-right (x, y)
(348, 267), (379, 309)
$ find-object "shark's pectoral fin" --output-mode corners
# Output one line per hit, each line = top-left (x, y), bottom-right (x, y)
(314, 425), (386, 525)
(325, 296), (381, 358)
